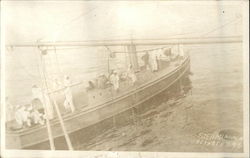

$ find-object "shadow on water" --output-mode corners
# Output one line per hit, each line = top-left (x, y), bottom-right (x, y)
(27, 73), (192, 150)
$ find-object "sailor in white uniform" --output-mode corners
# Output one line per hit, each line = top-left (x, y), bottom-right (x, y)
(30, 108), (45, 125)
(63, 76), (75, 113)
(127, 64), (137, 86)
(15, 105), (31, 128)
(110, 70), (120, 92)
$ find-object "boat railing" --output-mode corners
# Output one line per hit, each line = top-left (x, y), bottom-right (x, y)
(47, 81), (84, 94)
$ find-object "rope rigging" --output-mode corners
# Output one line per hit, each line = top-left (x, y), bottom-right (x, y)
(201, 16), (242, 37)
(28, 15), (242, 55)
(39, 7), (99, 42)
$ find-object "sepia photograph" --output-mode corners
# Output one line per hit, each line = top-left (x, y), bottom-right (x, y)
(1, 0), (249, 158)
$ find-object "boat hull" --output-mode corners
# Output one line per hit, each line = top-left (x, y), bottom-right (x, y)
(6, 56), (190, 149)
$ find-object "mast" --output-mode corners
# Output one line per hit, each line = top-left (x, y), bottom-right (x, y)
(51, 97), (74, 150)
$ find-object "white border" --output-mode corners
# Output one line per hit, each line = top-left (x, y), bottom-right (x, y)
(1, 1), (249, 158)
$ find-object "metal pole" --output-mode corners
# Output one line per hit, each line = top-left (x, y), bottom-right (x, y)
(40, 47), (73, 150)
(6, 36), (242, 47)
(51, 96), (74, 150)
(42, 94), (55, 150)
(38, 52), (55, 150)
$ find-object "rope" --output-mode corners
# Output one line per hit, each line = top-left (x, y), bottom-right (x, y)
(39, 7), (98, 42)
(201, 16), (242, 37)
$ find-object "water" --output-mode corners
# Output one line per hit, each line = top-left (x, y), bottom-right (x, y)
(6, 43), (243, 152)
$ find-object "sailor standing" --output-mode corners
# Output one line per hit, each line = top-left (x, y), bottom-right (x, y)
(63, 76), (75, 113)
(156, 48), (163, 70)
(127, 65), (137, 86)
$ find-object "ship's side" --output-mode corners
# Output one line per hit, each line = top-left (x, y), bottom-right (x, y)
(6, 55), (190, 149)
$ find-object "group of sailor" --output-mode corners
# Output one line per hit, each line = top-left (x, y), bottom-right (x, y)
(14, 104), (45, 128)
(87, 45), (185, 93)
(141, 45), (185, 72)
(6, 75), (75, 129)
(6, 99), (46, 129)
(87, 65), (137, 93)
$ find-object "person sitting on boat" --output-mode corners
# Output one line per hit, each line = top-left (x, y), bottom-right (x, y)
(109, 70), (120, 92)
(31, 98), (44, 114)
(15, 105), (31, 128)
(63, 75), (75, 113)
(120, 71), (128, 81)
(30, 107), (45, 125)
(127, 64), (137, 86)
(32, 85), (54, 120)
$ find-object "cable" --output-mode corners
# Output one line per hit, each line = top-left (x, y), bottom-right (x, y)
(201, 16), (242, 37)
(39, 6), (98, 42)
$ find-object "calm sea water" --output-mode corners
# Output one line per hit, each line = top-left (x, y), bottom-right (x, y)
(6, 43), (243, 152)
